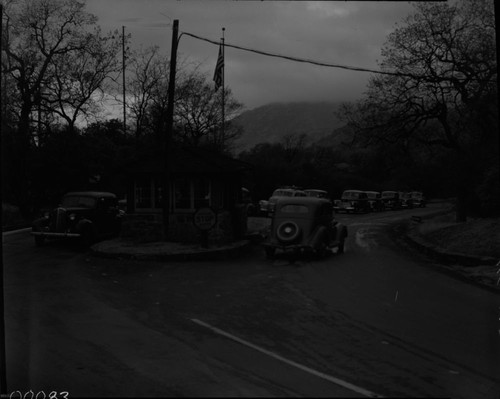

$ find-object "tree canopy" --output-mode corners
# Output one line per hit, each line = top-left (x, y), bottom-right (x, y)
(339, 0), (498, 219)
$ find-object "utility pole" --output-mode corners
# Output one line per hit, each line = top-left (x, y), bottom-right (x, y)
(495, 0), (500, 185)
(122, 26), (126, 135)
(221, 27), (225, 145)
(0, 4), (8, 395)
(163, 19), (179, 237)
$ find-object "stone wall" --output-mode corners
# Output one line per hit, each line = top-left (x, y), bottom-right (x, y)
(120, 210), (246, 245)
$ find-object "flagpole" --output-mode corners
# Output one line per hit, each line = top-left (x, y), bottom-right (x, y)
(221, 27), (225, 146)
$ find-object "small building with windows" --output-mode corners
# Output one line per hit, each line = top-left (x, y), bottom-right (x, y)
(121, 146), (252, 244)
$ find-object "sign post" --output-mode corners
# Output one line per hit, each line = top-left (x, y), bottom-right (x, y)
(193, 207), (217, 248)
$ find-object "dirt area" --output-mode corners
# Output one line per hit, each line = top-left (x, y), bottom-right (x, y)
(420, 214), (500, 259)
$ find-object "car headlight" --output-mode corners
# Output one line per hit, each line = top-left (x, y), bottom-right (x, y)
(44, 212), (50, 219)
(69, 213), (76, 221)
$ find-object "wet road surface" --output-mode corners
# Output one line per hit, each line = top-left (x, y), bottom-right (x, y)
(3, 203), (500, 397)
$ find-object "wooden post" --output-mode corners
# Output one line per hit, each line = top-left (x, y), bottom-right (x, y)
(495, 1), (500, 185)
(122, 26), (127, 135)
(221, 28), (225, 146)
(163, 20), (179, 237)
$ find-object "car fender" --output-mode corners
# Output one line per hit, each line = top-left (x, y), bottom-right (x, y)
(330, 222), (347, 242)
(76, 218), (94, 233)
(308, 225), (328, 249)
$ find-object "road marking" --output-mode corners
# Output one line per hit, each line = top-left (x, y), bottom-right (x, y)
(2, 227), (31, 236)
(191, 318), (383, 398)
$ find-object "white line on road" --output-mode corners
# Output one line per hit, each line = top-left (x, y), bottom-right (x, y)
(2, 227), (31, 236)
(191, 318), (383, 398)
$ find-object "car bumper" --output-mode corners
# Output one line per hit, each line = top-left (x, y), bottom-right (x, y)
(263, 242), (314, 252)
(31, 231), (81, 238)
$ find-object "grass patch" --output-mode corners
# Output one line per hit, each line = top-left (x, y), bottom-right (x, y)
(423, 216), (500, 258)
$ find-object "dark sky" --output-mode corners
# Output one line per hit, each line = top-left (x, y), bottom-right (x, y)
(86, 0), (416, 111)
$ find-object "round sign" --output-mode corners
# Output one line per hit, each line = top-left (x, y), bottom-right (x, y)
(193, 207), (217, 231)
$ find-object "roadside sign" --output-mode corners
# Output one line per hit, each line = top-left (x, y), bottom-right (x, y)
(193, 207), (217, 231)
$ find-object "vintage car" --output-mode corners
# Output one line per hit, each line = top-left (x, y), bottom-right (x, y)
(31, 191), (123, 246)
(263, 196), (348, 259)
(337, 190), (371, 213)
(409, 191), (426, 207)
(365, 191), (384, 212)
(258, 187), (307, 216)
(381, 190), (402, 210)
(400, 192), (413, 209)
(304, 189), (329, 199)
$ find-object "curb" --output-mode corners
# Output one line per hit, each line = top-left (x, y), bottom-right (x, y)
(90, 239), (253, 261)
(403, 226), (498, 266)
(395, 221), (500, 292)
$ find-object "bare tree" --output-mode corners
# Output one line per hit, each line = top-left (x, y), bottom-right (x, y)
(174, 71), (243, 151)
(42, 26), (122, 133)
(126, 45), (169, 137)
(282, 133), (308, 163)
(2, 0), (104, 142)
(340, 0), (497, 220)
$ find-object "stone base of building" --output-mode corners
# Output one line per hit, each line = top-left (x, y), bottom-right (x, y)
(120, 209), (247, 245)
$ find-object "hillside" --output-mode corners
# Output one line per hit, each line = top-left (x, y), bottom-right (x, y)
(231, 101), (348, 153)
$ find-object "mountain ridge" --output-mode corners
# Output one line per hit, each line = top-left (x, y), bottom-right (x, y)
(231, 101), (349, 153)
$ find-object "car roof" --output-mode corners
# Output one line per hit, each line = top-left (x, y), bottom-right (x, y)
(343, 189), (364, 193)
(364, 191), (380, 194)
(64, 191), (117, 198)
(275, 196), (331, 206)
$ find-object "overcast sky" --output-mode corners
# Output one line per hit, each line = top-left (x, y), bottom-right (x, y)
(85, 0), (416, 111)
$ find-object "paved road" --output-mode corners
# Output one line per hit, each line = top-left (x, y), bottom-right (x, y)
(3, 204), (500, 397)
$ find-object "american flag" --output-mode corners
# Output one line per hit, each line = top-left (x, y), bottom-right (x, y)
(213, 43), (224, 91)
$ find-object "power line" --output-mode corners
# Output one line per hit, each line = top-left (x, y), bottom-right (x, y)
(181, 31), (497, 83)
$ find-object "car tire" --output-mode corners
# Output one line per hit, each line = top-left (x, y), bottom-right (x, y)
(316, 241), (328, 259)
(34, 235), (45, 246)
(265, 247), (276, 259)
(80, 226), (95, 248)
(337, 238), (345, 254)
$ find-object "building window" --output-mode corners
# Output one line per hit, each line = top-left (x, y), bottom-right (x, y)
(193, 178), (210, 209)
(174, 178), (191, 210)
(174, 178), (212, 210)
(135, 177), (152, 209)
(154, 177), (163, 209)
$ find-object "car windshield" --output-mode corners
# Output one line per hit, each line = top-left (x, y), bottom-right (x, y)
(366, 192), (379, 199)
(382, 192), (396, 198)
(343, 191), (360, 199)
(411, 192), (422, 198)
(61, 195), (97, 208)
(305, 190), (326, 198)
(272, 190), (293, 197)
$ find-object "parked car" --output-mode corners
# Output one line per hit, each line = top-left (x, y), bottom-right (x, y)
(338, 190), (371, 213)
(31, 191), (123, 246)
(381, 191), (402, 210)
(365, 191), (384, 212)
(332, 199), (342, 212)
(400, 192), (414, 209)
(304, 189), (329, 199)
(409, 191), (426, 207)
(263, 196), (348, 259)
(258, 187), (307, 216)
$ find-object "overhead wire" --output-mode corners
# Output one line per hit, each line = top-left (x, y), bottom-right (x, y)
(181, 31), (497, 84)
